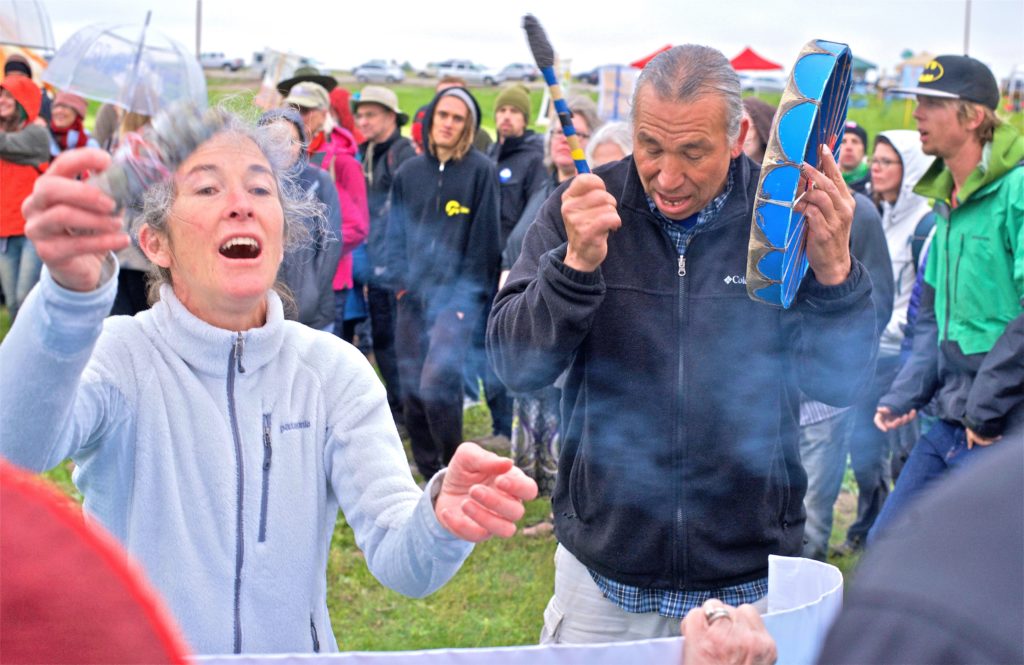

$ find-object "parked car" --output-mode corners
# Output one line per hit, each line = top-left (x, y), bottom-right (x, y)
(200, 52), (244, 71)
(574, 67), (601, 85)
(418, 59), (471, 78)
(353, 60), (405, 84)
(457, 63), (502, 86)
(420, 59), (502, 85)
(498, 63), (540, 82)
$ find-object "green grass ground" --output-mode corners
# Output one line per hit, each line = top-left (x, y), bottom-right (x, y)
(329, 405), (556, 649)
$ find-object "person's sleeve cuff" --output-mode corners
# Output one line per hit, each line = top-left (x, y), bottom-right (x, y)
(798, 259), (869, 312)
(545, 243), (604, 288)
(417, 469), (474, 550)
(35, 253), (119, 354)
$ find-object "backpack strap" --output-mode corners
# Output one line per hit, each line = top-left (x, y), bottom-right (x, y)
(911, 210), (937, 269)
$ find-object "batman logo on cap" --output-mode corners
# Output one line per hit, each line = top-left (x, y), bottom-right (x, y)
(919, 61), (944, 83)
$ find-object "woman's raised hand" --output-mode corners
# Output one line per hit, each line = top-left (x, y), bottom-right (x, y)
(23, 148), (130, 291)
(435, 442), (539, 542)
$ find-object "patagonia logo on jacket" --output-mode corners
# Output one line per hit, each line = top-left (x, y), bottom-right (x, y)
(280, 420), (311, 433)
(445, 200), (470, 216)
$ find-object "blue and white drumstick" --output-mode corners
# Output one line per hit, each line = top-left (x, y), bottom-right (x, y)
(522, 14), (590, 175)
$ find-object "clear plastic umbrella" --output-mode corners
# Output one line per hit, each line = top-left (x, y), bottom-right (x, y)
(41, 12), (206, 116)
(0, 0), (55, 50)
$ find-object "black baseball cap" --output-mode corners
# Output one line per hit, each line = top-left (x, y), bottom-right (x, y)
(893, 55), (999, 110)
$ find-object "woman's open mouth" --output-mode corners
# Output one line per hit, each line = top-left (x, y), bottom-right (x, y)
(219, 237), (262, 260)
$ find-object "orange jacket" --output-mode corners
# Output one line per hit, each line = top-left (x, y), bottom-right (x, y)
(1, 76), (48, 237)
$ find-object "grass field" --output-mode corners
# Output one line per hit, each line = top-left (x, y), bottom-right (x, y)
(326, 406), (558, 649)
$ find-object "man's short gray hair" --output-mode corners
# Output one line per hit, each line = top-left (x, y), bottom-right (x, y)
(632, 44), (743, 144)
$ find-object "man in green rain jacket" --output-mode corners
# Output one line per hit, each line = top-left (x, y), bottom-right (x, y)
(870, 54), (1023, 542)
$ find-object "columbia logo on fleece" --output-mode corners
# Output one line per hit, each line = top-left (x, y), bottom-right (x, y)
(445, 200), (470, 216)
(280, 421), (311, 433)
(723, 275), (747, 285)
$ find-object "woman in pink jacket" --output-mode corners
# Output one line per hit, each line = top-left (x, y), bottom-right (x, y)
(325, 87), (369, 338)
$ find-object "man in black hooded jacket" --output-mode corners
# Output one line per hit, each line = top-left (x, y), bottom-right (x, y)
(386, 87), (501, 479)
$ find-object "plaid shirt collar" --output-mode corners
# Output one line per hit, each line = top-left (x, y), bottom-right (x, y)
(647, 159), (737, 256)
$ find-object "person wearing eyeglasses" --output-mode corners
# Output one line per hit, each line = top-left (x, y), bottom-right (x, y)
(545, 96), (602, 186)
(850, 130), (938, 483)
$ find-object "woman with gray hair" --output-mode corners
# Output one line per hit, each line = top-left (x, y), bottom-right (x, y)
(585, 120), (633, 167)
(0, 113), (537, 655)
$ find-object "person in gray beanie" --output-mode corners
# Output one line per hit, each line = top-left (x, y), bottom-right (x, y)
(385, 87), (501, 481)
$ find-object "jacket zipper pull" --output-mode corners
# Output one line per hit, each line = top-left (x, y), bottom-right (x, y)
(678, 255), (687, 277)
(234, 332), (246, 374)
(262, 417), (272, 470)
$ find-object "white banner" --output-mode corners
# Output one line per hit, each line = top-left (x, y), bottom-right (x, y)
(198, 556), (843, 665)
(596, 66), (639, 122)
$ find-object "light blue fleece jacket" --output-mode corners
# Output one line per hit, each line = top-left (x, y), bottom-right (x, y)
(0, 267), (473, 655)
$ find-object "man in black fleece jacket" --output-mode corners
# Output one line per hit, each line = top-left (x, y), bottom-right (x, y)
(386, 87), (501, 480)
(487, 45), (877, 643)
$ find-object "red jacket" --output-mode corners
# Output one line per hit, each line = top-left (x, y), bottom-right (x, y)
(322, 126), (369, 290)
(1, 76), (48, 238)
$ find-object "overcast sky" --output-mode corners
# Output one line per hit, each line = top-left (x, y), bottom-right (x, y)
(30, 0), (1024, 79)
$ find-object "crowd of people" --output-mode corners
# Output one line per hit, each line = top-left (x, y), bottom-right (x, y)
(0, 40), (1021, 663)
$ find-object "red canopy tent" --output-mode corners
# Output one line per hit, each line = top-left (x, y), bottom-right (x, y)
(730, 47), (783, 71)
(630, 44), (672, 69)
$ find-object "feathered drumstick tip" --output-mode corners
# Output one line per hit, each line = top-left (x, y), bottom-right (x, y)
(522, 14), (555, 69)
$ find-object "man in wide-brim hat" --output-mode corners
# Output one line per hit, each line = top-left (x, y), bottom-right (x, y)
(277, 65), (338, 96)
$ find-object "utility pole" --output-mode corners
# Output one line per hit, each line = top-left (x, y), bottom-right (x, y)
(963, 0), (972, 54)
(195, 0), (202, 58)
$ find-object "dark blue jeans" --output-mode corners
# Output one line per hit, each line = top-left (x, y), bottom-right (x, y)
(367, 284), (403, 420)
(396, 295), (476, 480)
(844, 352), (901, 545)
(868, 419), (992, 545)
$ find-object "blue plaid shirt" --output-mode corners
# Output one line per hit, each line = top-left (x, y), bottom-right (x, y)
(648, 160), (735, 257)
(590, 161), (768, 618)
(589, 571), (769, 618)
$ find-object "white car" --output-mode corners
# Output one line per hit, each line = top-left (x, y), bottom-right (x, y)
(200, 52), (244, 71)
(353, 60), (405, 84)
(431, 59), (503, 86)
(498, 63), (540, 82)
